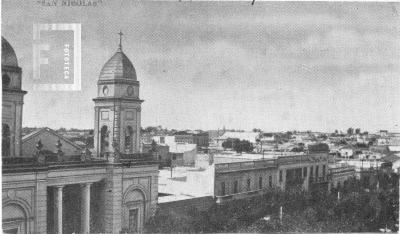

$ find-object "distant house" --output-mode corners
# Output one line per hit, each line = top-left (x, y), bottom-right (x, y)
(388, 146), (400, 153)
(152, 135), (176, 146)
(193, 132), (209, 149)
(169, 143), (197, 166)
(221, 132), (259, 144)
(381, 154), (400, 174)
(22, 127), (83, 157)
(369, 145), (390, 155)
(377, 137), (390, 145)
(339, 146), (354, 158)
(379, 130), (388, 137)
(259, 133), (278, 143)
(174, 132), (195, 144)
(142, 143), (170, 166)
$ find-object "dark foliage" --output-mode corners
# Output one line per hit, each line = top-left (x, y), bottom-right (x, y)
(222, 138), (254, 153)
(308, 143), (329, 153)
(145, 173), (399, 233)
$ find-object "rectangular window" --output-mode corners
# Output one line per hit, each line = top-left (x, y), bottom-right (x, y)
(221, 182), (226, 196)
(233, 180), (238, 194)
(279, 170), (283, 182)
(247, 179), (251, 191)
(310, 166), (313, 177)
(126, 111), (134, 120)
(269, 175), (272, 188)
(316, 165), (319, 177)
(259, 177), (263, 189)
(322, 165), (326, 177)
(101, 111), (109, 120)
(160, 136), (165, 144)
(303, 167), (307, 177)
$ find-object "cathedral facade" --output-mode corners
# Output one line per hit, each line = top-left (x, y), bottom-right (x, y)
(2, 36), (158, 234)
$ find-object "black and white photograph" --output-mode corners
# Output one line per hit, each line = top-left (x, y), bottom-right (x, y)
(1, 0), (399, 233)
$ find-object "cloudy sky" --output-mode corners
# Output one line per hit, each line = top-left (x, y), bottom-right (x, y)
(2, 1), (400, 132)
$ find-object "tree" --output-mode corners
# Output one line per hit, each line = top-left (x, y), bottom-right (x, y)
(291, 147), (304, 152)
(145, 181), (399, 234)
(368, 137), (377, 146)
(233, 140), (254, 153)
(222, 138), (235, 149)
(308, 143), (329, 153)
(355, 128), (361, 134)
(347, 128), (354, 135)
(319, 134), (328, 140)
(150, 140), (157, 153)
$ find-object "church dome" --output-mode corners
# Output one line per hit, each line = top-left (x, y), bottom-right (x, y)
(2, 37), (19, 67)
(99, 48), (137, 80)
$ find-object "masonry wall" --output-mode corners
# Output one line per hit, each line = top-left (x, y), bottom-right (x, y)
(158, 196), (215, 214)
(2, 171), (46, 234)
(215, 167), (277, 197)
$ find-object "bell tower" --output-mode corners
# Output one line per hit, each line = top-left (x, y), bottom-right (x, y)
(93, 32), (143, 158)
(2, 37), (27, 157)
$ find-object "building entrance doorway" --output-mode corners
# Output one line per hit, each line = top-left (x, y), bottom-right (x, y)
(128, 209), (139, 233)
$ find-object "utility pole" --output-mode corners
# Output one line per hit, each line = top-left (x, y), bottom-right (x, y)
(170, 157), (174, 178)
(170, 165), (173, 178)
(261, 140), (264, 160)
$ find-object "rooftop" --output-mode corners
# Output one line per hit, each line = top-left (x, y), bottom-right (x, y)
(158, 166), (214, 198)
(3, 153), (157, 173)
(213, 151), (306, 164)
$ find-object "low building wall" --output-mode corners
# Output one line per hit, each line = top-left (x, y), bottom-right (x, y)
(158, 196), (214, 214)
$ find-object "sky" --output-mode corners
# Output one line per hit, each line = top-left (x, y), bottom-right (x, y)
(2, 1), (400, 132)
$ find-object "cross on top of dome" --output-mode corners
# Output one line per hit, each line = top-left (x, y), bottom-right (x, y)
(118, 30), (123, 51)
(98, 31), (137, 80)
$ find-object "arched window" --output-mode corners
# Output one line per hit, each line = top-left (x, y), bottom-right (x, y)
(123, 189), (145, 233)
(3, 203), (27, 234)
(2, 74), (11, 88)
(100, 126), (109, 156)
(2, 124), (11, 157)
(125, 126), (133, 153)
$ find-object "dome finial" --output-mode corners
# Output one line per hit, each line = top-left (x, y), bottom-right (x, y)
(118, 30), (123, 51)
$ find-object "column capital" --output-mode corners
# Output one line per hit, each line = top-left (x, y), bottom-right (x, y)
(80, 182), (93, 188)
(54, 185), (64, 189)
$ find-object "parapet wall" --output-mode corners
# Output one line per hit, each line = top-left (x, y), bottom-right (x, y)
(158, 196), (215, 214)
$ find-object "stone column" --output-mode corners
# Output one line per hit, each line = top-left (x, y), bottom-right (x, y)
(81, 183), (92, 234)
(54, 185), (64, 234)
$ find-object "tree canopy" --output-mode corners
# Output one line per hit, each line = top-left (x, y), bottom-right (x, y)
(222, 138), (254, 153)
(145, 173), (399, 233)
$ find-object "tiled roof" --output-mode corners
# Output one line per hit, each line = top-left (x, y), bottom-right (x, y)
(99, 49), (136, 80)
(2, 37), (18, 67)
